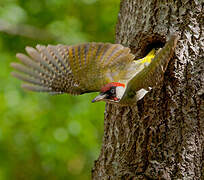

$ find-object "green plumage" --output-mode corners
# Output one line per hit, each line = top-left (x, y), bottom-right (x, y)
(11, 43), (135, 95)
(11, 34), (179, 104)
(120, 34), (179, 104)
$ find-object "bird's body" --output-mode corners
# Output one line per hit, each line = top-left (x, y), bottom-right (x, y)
(11, 34), (179, 105)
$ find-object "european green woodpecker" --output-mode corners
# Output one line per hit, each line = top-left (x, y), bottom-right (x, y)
(11, 34), (178, 105)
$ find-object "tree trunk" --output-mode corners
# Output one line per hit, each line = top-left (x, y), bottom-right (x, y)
(92, 0), (204, 179)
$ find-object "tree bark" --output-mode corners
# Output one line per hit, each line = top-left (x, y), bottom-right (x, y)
(92, 0), (204, 179)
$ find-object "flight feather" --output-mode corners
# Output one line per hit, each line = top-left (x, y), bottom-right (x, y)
(11, 43), (135, 95)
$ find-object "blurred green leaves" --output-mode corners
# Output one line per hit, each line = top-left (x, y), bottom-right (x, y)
(0, 0), (120, 179)
(0, 4), (27, 23)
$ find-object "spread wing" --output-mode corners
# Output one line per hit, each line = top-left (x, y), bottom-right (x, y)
(11, 43), (135, 95)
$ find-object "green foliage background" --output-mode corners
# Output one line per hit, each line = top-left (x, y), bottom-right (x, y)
(0, 0), (120, 179)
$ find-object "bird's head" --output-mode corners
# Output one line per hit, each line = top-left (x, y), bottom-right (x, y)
(92, 82), (126, 103)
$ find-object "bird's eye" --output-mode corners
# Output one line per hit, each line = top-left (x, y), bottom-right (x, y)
(110, 88), (115, 94)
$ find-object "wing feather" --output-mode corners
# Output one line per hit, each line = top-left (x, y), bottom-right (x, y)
(12, 43), (135, 95)
(22, 84), (53, 92)
(11, 72), (44, 86)
(25, 47), (54, 74)
(11, 63), (43, 80)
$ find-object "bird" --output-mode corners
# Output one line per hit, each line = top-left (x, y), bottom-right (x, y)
(11, 34), (178, 105)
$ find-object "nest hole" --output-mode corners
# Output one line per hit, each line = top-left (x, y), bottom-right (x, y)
(144, 40), (165, 56)
(139, 35), (166, 58)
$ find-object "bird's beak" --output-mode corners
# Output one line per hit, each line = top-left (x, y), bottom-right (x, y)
(92, 93), (107, 103)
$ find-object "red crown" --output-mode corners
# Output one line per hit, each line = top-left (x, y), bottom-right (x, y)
(101, 82), (125, 93)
